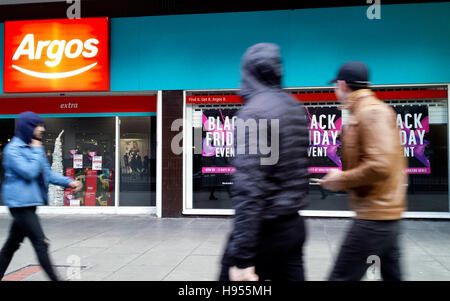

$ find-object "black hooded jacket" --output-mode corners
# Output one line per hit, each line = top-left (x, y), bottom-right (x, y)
(226, 43), (310, 268)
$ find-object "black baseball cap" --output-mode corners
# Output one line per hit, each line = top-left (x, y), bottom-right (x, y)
(328, 61), (370, 85)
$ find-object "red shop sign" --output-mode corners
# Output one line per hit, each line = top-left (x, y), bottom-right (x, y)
(186, 95), (244, 104)
(3, 17), (110, 93)
(187, 90), (447, 104)
(0, 95), (157, 115)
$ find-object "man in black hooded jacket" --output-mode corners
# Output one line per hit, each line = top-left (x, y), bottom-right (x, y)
(219, 43), (310, 281)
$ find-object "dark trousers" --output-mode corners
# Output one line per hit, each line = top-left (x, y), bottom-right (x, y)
(219, 213), (306, 281)
(0, 206), (59, 281)
(329, 219), (402, 281)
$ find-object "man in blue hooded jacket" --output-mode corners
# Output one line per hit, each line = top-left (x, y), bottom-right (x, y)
(0, 111), (82, 281)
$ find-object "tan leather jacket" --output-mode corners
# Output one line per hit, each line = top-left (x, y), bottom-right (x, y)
(336, 89), (407, 220)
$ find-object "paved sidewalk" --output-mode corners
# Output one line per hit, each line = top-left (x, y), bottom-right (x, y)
(0, 214), (449, 281)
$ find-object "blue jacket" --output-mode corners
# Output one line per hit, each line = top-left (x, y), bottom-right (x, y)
(2, 113), (74, 208)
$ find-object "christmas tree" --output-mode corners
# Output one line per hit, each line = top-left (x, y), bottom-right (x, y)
(48, 130), (65, 206)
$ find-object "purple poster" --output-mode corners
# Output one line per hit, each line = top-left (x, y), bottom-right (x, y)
(305, 106), (342, 174)
(394, 105), (430, 174)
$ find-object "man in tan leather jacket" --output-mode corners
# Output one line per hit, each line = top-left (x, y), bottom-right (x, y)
(315, 61), (407, 281)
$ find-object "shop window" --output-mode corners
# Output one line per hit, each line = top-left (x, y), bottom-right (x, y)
(192, 107), (238, 209)
(43, 117), (116, 207)
(405, 105), (448, 212)
(119, 116), (156, 206)
(303, 104), (349, 210)
(187, 88), (449, 214)
(0, 117), (116, 207)
(302, 102), (449, 212)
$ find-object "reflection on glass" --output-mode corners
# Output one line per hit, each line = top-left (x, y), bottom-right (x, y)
(307, 104), (449, 212)
(192, 108), (238, 209)
(119, 117), (156, 206)
(42, 117), (116, 207)
(189, 102), (449, 213)
(0, 117), (116, 207)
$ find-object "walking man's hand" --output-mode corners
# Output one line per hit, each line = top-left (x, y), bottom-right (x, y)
(69, 180), (83, 192)
(311, 169), (344, 191)
(229, 266), (259, 281)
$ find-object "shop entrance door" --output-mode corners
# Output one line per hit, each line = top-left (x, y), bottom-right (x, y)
(119, 116), (157, 206)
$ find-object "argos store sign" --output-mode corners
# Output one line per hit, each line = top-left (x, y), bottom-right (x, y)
(3, 17), (109, 92)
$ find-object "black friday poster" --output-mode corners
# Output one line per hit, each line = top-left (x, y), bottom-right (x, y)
(394, 105), (430, 174)
(305, 106), (342, 174)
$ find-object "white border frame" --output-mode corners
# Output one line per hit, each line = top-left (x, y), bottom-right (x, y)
(115, 116), (120, 207)
(1, 206), (448, 219)
(0, 206), (156, 215)
(183, 91), (194, 212)
(183, 90), (188, 212)
(179, 209), (450, 219)
(185, 83), (448, 94)
(183, 84), (450, 219)
(156, 90), (163, 217)
(448, 84), (450, 216)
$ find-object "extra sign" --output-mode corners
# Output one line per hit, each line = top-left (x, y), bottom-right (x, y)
(3, 17), (109, 92)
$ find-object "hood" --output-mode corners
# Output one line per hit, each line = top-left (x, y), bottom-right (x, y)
(238, 43), (282, 101)
(15, 111), (44, 144)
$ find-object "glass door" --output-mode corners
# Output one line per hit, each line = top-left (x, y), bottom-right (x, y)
(119, 116), (157, 206)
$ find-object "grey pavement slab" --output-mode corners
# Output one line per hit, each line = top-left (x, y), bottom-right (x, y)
(191, 239), (228, 256)
(162, 255), (222, 281)
(103, 265), (169, 281)
(434, 256), (450, 271)
(0, 214), (449, 281)
(305, 257), (334, 281)
(304, 241), (333, 259)
(403, 260), (450, 281)
(126, 249), (188, 268)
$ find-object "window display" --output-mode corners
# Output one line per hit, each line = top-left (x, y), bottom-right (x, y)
(0, 115), (157, 208)
(304, 103), (448, 212)
(0, 94), (157, 209)
(42, 117), (116, 207)
(189, 98), (448, 213)
(119, 117), (156, 206)
(192, 108), (238, 209)
(305, 106), (342, 174)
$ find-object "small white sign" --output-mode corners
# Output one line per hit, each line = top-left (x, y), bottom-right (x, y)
(73, 154), (83, 169)
(92, 156), (102, 170)
(70, 199), (81, 206)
